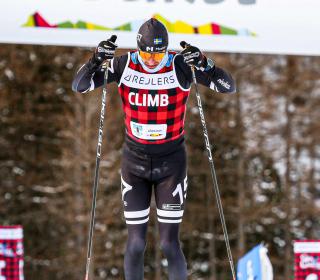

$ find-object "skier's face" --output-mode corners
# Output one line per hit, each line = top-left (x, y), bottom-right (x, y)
(139, 50), (166, 69)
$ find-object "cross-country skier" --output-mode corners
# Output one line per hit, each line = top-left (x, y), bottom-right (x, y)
(72, 18), (235, 280)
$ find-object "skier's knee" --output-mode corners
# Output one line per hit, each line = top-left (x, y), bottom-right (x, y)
(160, 240), (179, 258)
(126, 237), (146, 257)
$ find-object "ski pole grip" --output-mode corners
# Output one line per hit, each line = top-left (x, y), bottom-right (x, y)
(180, 41), (195, 71)
(101, 34), (117, 68)
(109, 35), (117, 43)
(180, 41), (190, 49)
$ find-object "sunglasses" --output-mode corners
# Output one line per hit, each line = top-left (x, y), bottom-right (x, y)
(139, 50), (166, 63)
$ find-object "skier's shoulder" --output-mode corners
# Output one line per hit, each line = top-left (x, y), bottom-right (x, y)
(170, 51), (185, 67)
(111, 53), (130, 75)
(168, 51), (181, 61)
(113, 53), (129, 67)
(167, 50), (193, 87)
(165, 51), (185, 71)
(169, 50), (190, 76)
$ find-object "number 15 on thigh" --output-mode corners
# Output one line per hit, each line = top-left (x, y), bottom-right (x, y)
(172, 177), (188, 205)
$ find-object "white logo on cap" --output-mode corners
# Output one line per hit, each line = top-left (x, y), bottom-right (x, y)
(137, 34), (142, 42)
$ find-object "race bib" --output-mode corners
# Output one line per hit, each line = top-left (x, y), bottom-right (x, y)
(130, 122), (167, 140)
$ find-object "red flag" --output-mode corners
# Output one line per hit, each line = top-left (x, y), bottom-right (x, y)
(294, 240), (320, 280)
(0, 226), (24, 280)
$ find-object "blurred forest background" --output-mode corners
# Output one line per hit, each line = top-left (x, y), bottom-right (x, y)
(0, 44), (319, 280)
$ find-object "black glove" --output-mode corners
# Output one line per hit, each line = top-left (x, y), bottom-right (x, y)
(180, 41), (207, 70)
(93, 35), (117, 64)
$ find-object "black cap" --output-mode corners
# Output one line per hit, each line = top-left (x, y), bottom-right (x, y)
(137, 18), (168, 52)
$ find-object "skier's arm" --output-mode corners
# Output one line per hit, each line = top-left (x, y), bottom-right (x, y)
(195, 61), (236, 93)
(177, 44), (236, 93)
(72, 36), (126, 93)
(72, 56), (127, 93)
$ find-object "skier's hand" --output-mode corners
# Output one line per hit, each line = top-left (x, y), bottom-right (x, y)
(180, 41), (207, 70)
(93, 35), (118, 64)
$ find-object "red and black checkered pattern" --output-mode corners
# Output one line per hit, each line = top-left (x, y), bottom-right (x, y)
(0, 226), (24, 280)
(294, 240), (320, 280)
(118, 51), (190, 145)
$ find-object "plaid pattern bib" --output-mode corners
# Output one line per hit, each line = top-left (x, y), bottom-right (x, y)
(118, 51), (190, 144)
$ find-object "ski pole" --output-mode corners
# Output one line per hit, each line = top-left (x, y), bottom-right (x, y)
(180, 41), (236, 280)
(84, 35), (117, 280)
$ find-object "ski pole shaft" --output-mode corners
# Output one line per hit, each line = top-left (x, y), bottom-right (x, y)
(180, 40), (235, 279)
(190, 65), (236, 280)
(84, 35), (117, 280)
(180, 41), (236, 280)
(84, 66), (107, 280)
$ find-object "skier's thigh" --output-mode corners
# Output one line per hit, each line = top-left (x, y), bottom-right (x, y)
(120, 173), (152, 225)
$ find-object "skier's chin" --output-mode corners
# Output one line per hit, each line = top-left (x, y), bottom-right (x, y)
(145, 63), (159, 69)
